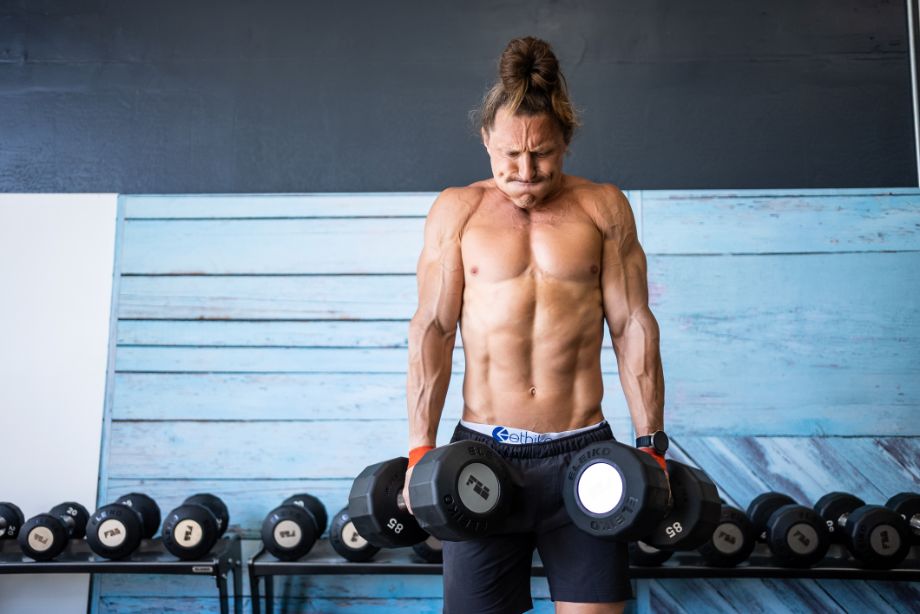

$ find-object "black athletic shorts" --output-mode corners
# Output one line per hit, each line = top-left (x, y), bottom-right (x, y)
(442, 421), (634, 614)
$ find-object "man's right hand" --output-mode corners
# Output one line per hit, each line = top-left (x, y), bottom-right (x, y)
(404, 445), (434, 516)
(403, 465), (415, 515)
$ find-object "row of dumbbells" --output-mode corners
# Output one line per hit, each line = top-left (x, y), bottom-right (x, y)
(630, 491), (920, 570)
(0, 494), (229, 561)
(260, 495), (443, 563)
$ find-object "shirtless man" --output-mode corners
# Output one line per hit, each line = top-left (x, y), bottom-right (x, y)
(403, 37), (667, 614)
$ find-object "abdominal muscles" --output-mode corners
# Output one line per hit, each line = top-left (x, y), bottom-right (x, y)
(459, 272), (607, 432)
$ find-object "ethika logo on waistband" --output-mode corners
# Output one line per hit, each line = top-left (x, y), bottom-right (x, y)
(491, 425), (552, 444)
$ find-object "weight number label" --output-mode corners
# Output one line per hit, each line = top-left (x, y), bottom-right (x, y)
(387, 518), (403, 534)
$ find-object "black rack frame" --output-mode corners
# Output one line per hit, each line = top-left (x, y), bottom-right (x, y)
(0, 535), (243, 614)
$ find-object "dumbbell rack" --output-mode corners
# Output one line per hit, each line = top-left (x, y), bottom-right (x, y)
(0, 535), (243, 614)
(249, 541), (920, 614)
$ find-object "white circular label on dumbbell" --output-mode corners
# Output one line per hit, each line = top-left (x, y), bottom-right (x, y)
(713, 523), (744, 554)
(174, 520), (203, 548)
(98, 519), (127, 547)
(578, 461), (623, 515)
(273, 520), (302, 548)
(342, 521), (368, 550)
(786, 523), (819, 555)
(28, 526), (55, 552)
(870, 525), (901, 556)
(457, 462), (500, 515)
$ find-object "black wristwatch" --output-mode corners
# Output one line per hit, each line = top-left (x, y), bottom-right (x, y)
(636, 431), (669, 455)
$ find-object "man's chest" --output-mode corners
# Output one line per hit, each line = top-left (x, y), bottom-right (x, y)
(460, 215), (603, 284)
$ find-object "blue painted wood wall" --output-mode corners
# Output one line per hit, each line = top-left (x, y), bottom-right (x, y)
(94, 189), (920, 612)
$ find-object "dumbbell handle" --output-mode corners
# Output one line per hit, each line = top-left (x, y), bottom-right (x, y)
(396, 492), (409, 513)
(909, 513), (920, 534)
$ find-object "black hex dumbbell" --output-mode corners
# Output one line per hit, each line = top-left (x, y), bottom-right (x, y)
(563, 441), (720, 551)
(161, 494), (229, 560)
(697, 505), (756, 567)
(18, 502), (90, 561)
(86, 493), (161, 560)
(0, 502), (24, 540)
(747, 492), (830, 567)
(886, 492), (920, 547)
(261, 494), (328, 561)
(348, 441), (516, 548)
(329, 506), (381, 562)
(628, 541), (674, 566)
(814, 492), (911, 569)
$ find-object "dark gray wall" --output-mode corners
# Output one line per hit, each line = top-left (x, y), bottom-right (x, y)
(0, 0), (915, 192)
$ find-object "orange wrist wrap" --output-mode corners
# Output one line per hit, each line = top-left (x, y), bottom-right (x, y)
(638, 447), (668, 473)
(408, 445), (434, 468)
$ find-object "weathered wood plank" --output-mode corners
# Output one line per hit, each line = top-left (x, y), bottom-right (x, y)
(118, 275), (417, 320)
(654, 251), (920, 436)
(113, 345), (620, 374)
(122, 190), (642, 221)
(123, 193), (438, 219)
(107, 420), (473, 480)
(110, 372), (631, 427)
(117, 319), (620, 348)
(676, 436), (920, 511)
(643, 192), (920, 254)
(121, 218), (425, 275)
(116, 319), (414, 347)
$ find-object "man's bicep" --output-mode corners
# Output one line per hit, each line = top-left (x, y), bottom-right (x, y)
(600, 195), (650, 340)
(413, 195), (465, 332)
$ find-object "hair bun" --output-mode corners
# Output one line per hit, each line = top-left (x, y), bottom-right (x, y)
(500, 36), (560, 94)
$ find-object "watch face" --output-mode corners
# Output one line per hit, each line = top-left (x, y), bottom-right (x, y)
(652, 431), (669, 453)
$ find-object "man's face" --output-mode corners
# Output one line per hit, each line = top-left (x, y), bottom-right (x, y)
(482, 107), (568, 210)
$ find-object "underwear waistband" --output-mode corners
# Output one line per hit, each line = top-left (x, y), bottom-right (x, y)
(451, 419), (614, 459)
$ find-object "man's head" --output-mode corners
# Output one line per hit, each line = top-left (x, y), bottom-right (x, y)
(477, 37), (579, 209)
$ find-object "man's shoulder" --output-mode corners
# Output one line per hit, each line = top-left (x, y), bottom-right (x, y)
(425, 183), (487, 234)
(566, 177), (629, 217)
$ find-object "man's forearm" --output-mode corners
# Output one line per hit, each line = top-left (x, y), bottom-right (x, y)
(613, 306), (665, 437)
(406, 317), (456, 448)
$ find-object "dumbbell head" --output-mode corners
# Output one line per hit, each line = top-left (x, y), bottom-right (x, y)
(765, 503), (831, 567)
(282, 494), (328, 536)
(161, 494), (228, 560)
(814, 492), (866, 544)
(697, 505), (756, 567)
(644, 460), (721, 551)
(628, 541), (674, 566)
(116, 494), (161, 538)
(563, 440), (670, 541)
(747, 492), (797, 540)
(408, 441), (516, 541)
(411, 535), (444, 564)
(18, 502), (89, 561)
(844, 505), (910, 569)
(86, 493), (161, 560)
(0, 502), (24, 539)
(329, 507), (380, 562)
(183, 494), (229, 537)
(348, 457), (428, 548)
(886, 492), (920, 545)
(261, 494), (327, 561)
